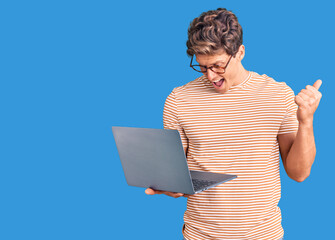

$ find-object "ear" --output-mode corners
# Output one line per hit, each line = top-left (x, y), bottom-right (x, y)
(236, 45), (245, 61)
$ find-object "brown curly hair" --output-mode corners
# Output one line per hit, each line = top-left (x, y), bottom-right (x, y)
(186, 8), (243, 57)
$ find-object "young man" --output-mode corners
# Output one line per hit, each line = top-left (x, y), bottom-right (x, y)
(146, 8), (322, 240)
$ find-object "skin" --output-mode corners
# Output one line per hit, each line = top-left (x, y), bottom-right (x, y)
(278, 80), (322, 182)
(145, 45), (322, 197)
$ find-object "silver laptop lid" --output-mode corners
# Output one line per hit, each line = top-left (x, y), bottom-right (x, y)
(112, 126), (195, 195)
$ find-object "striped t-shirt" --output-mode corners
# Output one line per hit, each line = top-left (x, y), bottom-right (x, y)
(163, 71), (298, 240)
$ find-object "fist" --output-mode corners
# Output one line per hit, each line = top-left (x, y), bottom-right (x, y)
(295, 79), (322, 125)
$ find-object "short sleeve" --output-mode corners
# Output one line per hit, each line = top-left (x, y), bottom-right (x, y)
(278, 83), (299, 135)
(163, 90), (189, 151)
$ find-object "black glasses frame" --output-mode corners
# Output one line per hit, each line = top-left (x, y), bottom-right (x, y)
(190, 55), (233, 74)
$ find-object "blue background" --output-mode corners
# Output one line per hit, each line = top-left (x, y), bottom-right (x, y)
(1, 0), (334, 239)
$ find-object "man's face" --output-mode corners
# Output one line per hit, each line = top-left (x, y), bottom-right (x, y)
(195, 50), (241, 94)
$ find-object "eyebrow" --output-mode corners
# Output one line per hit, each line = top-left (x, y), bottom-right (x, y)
(198, 60), (226, 67)
(212, 60), (226, 65)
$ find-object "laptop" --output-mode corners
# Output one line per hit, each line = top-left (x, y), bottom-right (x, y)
(112, 126), (237, 195)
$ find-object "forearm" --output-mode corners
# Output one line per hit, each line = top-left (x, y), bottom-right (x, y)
(285, 122), (316, 182)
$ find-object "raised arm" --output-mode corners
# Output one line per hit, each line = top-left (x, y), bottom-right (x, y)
(278, 80), (322, 182)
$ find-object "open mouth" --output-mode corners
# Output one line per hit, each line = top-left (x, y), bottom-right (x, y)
(213, 78), (225, 88)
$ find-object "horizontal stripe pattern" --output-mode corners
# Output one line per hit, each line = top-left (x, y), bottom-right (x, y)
(163, 72), (298, 239)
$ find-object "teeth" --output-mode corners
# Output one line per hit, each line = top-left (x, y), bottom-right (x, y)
(213, 79), (223, 83)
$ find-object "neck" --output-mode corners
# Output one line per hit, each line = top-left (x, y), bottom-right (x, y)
(232, 64), (249, 86)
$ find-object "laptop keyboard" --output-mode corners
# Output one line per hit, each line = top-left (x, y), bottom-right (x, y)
(192, 179), (218, 192)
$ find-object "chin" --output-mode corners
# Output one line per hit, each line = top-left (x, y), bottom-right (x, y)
(215, 88), (228, 94)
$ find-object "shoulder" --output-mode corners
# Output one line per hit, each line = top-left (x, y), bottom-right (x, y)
(167, 76), (208, 99)
(173, 76), (206, 92)
(250, 72), (294, 93)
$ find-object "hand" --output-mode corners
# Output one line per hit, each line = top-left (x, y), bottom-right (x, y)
(145, 188), (189, 198)
(295, 79), (322, 125)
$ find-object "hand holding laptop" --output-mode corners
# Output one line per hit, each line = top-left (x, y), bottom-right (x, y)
(145, 188), (189, 198)
(112, 127), (237, 195)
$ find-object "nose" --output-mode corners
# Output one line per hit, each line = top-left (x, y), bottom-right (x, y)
(206, 68), (218, 81)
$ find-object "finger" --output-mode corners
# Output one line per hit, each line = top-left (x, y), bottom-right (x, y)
(312, 79), (322, 90)
(145, 188), (165, 195)
(165, 192), (184, 198)
(301, 89), (315, 98)
(295, 95), (304, 106)
(297, 92), (309, 101)
(174, 193), (184, 198)
(306, 85), (322, 98)
(145, 188), (157, 195)
(295, 95), (310, 108)
(305, 85), (318, 95)
(145, 188), (184, 198)
(300, 90), (321, 106)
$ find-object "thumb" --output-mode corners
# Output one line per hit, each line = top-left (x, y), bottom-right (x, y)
(313, 79), (322, 90)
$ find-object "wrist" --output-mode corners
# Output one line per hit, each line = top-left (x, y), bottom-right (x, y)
(298, 119), (314, 129)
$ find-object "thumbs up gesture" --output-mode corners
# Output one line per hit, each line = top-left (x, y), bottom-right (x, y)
(295, 79), (322, 125)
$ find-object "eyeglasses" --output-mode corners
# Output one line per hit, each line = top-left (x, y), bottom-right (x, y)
(190, 55), (233, 74)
